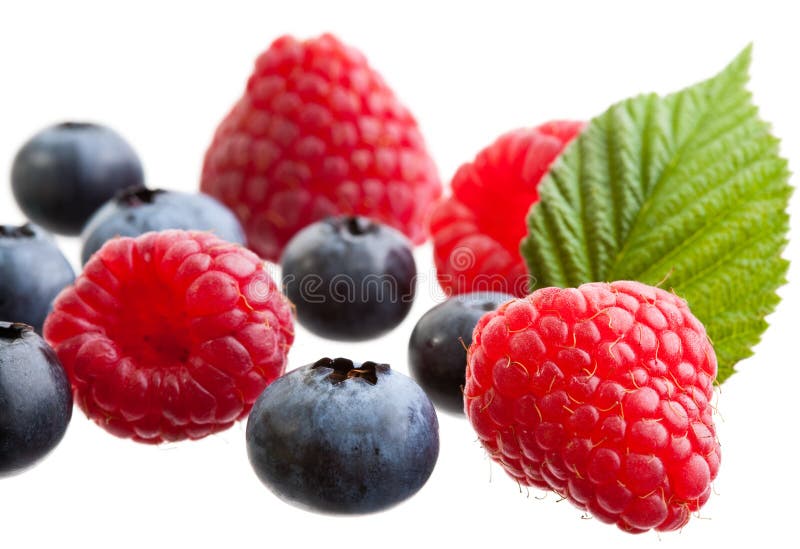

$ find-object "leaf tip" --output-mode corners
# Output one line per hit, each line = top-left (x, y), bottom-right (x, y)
(727, 43), (754, 76)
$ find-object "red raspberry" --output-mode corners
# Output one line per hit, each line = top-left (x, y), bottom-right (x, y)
(464, 281), (720, 533)
(43, 230), (294, 444)
(200, 33), (442, 261)
(430, 121), (583, 297)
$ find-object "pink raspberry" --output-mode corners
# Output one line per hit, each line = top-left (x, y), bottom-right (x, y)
(464, 281), (720, 533)
(430, 121), (583, 297)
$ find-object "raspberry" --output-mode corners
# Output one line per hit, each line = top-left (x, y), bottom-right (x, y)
(43, 230), (294, 444)
(430, 121), (583, 297)
(464, 281), (720, 533)
(200, 33), (442, 261)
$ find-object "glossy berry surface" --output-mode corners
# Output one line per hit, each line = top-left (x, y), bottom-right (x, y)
(408, 292), (513, 414)
(0, 223), (75, 333)
(246, 357), (439, 514)
(81, 186), (245, 264)
(200, 33), (441, 261)
(11, 122), (144, 235)
(430, 121), (583, 297)
(0, 322), (72, 477)
(44, 230), (294, 443)
(281, 216), (416, 341)
(464, 281), (720, 533)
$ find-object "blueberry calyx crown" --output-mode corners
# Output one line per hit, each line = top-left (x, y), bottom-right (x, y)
(471, 299), (503, 312)
(0, 224), (35, 239)
(312, 357), (384, 385)
(115, 186), (166, 206)
(0, 321), (33, 340)
(57, 121), (95, 131)
(330, 216), (378, 237)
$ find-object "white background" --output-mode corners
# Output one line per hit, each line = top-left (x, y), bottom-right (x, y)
(1, 1), (798, 547)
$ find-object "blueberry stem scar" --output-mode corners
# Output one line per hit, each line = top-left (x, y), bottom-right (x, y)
(0, 321), (33, 339)
(341, 216), (376, 236)
(115, 186), (166, 206)
(312, 357), (382, 385)
(57, 121), (93, 130)
(0, 224), (36, 238)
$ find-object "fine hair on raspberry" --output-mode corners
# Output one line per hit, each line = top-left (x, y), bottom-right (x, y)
(464, 281), (720, 533)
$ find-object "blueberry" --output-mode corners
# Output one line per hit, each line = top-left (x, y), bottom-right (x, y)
(408, 292), (514, 414)
(0, 223), (75, 333)
(11, 122), (144, 235)
(246, 357), (439, 514)
(80, 186), (246, 264)
(0, 322), (72, 477)
(280, 216), (416, 341)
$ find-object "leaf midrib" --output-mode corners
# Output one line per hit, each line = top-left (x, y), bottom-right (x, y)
(606, 83), (721, 281)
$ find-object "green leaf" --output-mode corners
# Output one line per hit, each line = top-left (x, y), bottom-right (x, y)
(521, 46), (791, 383)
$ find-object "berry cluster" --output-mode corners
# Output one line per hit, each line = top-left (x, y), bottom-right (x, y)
(0, 31), (726, 533)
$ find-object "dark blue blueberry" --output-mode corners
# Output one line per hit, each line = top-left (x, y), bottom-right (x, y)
(280, 216), (416, 341)
(0, 223), (75, 333)
(80, 186), (246, 264)
(408, 292), (514, 414)
(0, 322), (73, 477)
(246, 357), (439, 514)
(11, 122), (144, 235)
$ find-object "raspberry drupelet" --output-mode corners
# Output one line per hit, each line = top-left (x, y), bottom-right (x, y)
(44, 230), (294, 443)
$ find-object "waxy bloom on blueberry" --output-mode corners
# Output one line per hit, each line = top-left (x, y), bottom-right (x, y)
(246, 357), (439, 514)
